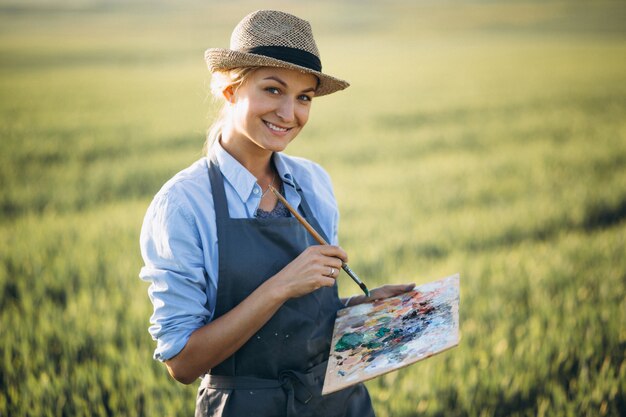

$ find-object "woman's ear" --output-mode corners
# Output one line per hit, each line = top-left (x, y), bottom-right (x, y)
(223, 85), (236, 104)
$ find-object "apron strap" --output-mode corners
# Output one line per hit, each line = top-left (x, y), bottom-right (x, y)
(201, 374), (282, 390)
(202, 361), (328, 416)
(208, 153), (330, 244)
(207, 153), (230, 221)
(291, 178), (330, 244)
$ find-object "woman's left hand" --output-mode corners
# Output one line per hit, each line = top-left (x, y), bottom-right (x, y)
(344, 283), (416, 307)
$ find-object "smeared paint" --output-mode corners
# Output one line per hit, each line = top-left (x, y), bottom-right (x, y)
(323, 274), (460, 395)
(375, 327), (391, 338)
(335, 332), (364, 352)
(350, 319), (365, 329)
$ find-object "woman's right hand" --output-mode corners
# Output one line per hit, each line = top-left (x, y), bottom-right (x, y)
(164, 245), (347, 383)
(271, 245), (347, 300)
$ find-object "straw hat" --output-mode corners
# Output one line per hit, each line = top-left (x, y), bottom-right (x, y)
(204, 10), (349, 96)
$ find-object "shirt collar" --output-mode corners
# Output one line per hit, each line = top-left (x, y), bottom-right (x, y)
(272, 152), (297, 190)
(209, 141), (298, 203)
(211, 141), (257, 203)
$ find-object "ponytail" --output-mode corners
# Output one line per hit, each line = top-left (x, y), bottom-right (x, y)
(203, 67), (258, 156)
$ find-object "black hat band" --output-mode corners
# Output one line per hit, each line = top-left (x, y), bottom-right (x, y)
(243, 45), (322, 72)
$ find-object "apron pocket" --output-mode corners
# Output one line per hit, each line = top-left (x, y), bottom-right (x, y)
(195, 386), (232, 417)
(196, 385), (286, 417)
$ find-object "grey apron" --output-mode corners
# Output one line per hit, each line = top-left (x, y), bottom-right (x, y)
(195, 155), (375, 417)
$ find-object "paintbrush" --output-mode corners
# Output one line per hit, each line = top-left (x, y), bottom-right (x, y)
(269, 185), (370, 297)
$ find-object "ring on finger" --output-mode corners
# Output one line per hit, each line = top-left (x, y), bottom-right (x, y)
(329, 267), (336, 277)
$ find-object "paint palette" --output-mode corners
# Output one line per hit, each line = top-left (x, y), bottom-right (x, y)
(322, 274), (460, 395)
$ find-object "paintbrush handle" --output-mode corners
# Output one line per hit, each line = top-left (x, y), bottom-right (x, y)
(269, 185), (328, 245)
(269, 185), (370, 297)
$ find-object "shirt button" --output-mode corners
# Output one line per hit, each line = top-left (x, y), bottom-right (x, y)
(253, 187), (260, 195)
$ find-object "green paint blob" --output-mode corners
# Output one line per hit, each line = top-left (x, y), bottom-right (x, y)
(363, 341), (383, 349)
(375, 327), (391, 338)
(335, 332), (364, 352)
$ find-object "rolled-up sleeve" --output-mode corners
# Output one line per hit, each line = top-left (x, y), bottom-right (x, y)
(139, 189), (210, 361)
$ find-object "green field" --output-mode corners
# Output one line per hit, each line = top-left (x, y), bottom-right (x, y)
(1, 1), (625, 416)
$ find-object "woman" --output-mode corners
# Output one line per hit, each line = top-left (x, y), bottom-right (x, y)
(140, 10), (414, 417)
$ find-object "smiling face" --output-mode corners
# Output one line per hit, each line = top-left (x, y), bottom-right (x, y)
(221, 67), (318, 157)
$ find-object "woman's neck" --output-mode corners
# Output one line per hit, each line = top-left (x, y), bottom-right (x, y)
(220, 134), (274, 180)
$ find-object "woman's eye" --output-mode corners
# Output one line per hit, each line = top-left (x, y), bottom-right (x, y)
(266, 87), (280, 95)
(299, 94), (312, 102)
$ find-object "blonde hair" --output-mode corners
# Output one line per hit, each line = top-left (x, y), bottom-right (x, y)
(203, 67), (258, 155)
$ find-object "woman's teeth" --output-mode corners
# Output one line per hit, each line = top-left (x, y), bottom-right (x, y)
(265, 121), (289, 132)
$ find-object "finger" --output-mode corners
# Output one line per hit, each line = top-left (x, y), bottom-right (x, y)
(320, 265), (338, 278)
(400, 283), (416, 294)
(371, 283), (415, 299)
(328, 266), (339, 278)
(391, 283), (416, 293)
(319, 277), (336, 287)
(326, 266), (334, 278)
(325, 257), (343, 271)
(318, 245), (348, 263)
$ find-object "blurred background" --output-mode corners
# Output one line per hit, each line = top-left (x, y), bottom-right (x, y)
(1, 0), (625, 416)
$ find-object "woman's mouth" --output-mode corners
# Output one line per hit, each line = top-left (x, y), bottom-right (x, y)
(264, 121), (291, 133)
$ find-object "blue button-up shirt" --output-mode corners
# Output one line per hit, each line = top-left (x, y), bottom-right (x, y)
(139, 142), (339, 361)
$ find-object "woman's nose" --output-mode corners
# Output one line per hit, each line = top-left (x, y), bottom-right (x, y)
(276, 98), (295, 122)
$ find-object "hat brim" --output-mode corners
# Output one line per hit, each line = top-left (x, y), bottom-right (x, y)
(205, 48), (349, 97)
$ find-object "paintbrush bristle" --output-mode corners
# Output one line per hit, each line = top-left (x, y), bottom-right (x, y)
(360, 283), (370, 298)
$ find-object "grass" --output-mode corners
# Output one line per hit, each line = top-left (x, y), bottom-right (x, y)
(1, 1), (625, 416)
